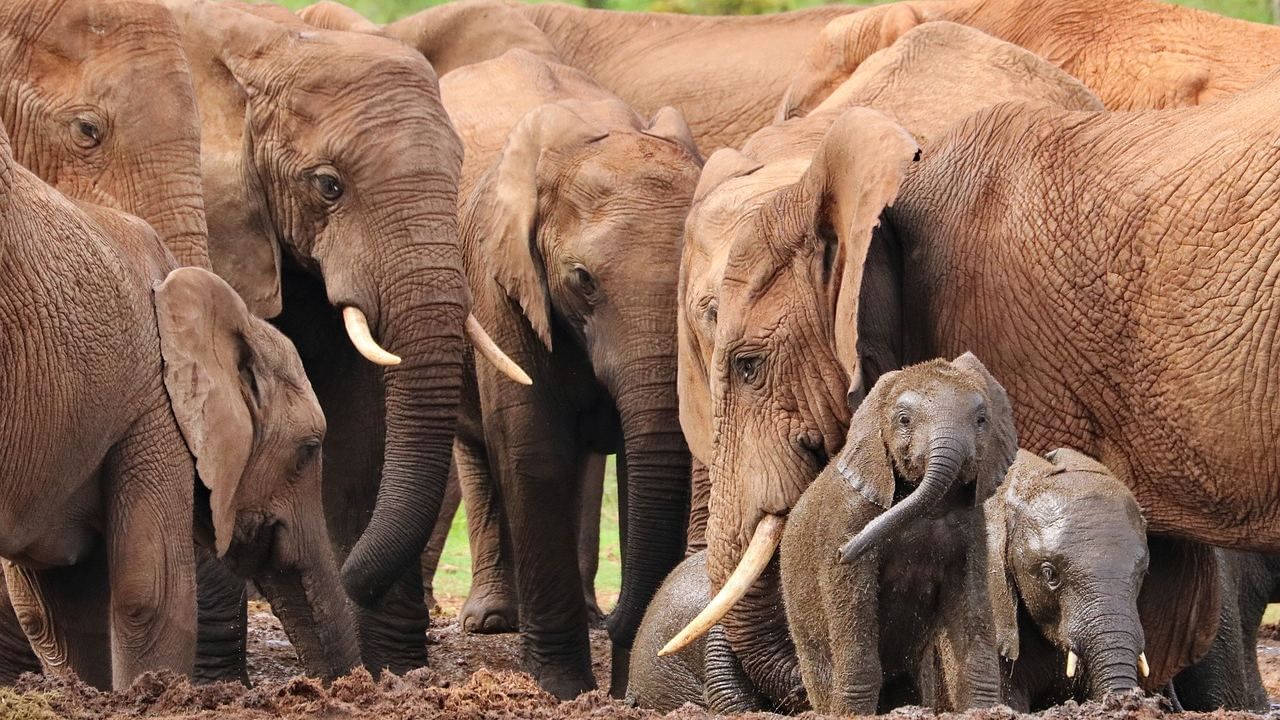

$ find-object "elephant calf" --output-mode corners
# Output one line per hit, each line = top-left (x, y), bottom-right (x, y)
(779, 353), (1017, 715)
(985, 449), (1151, 710)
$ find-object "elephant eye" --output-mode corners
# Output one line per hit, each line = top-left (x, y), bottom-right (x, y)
(294, 438), (321, 473)
(71, 117), (103, 149)
(897, 413), (912, 427)
(572, 265), (597, 295)
(1040, 561), (1061, 591)
(311, 170), (344, 202)
(733, 353), (763, 385)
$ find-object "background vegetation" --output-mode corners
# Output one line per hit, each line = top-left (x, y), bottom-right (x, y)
(273, 0), (1273, 612)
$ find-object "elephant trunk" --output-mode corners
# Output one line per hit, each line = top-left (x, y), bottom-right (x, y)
(721, 560), (807, 711)
(258, 511), (360, 681)
(1073, 600), (1145, 698)
(130, 172), (211, 270)
(839, 432), (967, 563)
(339, 212), (467, 607)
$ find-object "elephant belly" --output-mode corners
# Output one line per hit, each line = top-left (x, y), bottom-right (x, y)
(0, 470), (102, 568)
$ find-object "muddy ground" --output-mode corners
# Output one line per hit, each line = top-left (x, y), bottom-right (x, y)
(2, 606), (1277, 719)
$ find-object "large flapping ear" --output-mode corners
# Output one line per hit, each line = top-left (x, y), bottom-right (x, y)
(297, 1), (382, 32)
(644, 106), (702, 163)
(155, 267), (262, 557)
(952, 352), (1018, 501)
(472, 103), (607, 350)
(831, 369), (901, 510)
(693, 148), (763, 205)
(1138, 536), (1221, 690)
(384, 0), (559, 76)
(778, 3), (926, 121)
(794, 108), (919, 382)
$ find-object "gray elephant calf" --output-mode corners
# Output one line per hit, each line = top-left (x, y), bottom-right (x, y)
(986, 449), (1151, 710)
(780, 353), (1017, 715)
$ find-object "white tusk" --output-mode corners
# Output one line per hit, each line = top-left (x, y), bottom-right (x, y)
(1138, 652), (1150, 678)
(465, 314), (532, 386)
(342, 307), (401, 366)
(658, 513), (785, 657)
(1066, 650), (1078, 678)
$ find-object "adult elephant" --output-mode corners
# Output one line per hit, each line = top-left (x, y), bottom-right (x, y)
(366, 0), (858, 152)
(672, 22), (1271, 710)
(779, 0), (1280, 118)
(439, 49), (700, 698)
(163, 0), (523, 673)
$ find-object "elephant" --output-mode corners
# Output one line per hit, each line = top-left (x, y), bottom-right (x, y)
(675, 19), (1275, 713)
(162, 0), (525, 674)
(778, 0), (1280, 119)
(0, 119), (198, 689)
(437, 48), (701, 698)
(1174, 550), (1280, 711)
(986, 449), (1151, 711)
(778, 354), (1015, 715)
(669, 23), (1102, 709)
(345, 0), (856, 152)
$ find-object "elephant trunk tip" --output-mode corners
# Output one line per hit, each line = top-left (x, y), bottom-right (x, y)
(340, 550), (395, 609)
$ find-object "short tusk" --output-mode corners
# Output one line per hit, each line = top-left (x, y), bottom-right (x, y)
(465, 314), (532, 386)
(658, 514), (785, 657)
(342, 307), (401, 366)
(1066, 650), (1078, 678)
(1138, 652), (1150, 678)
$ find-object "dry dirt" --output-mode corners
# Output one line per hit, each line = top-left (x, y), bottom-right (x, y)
(2, 611), (1277, 719)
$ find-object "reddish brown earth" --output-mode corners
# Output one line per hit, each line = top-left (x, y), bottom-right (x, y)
(0, 612), (1275, 719)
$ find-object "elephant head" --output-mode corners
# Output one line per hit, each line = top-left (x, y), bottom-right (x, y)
(165, 1), (525, 604)
(460, 96), (702, 641)
(155, 266), (359, 680)
(0, 0), (208, 267)
(988, 448), (1149, 698)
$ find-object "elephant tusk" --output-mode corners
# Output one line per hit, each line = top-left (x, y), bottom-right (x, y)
(1066, 650), (1078, 678)
(658, 513), (785, 657)
(1138, 652), (1150, 678)
(465, 314), (532, 386)
(342, 307), (402, 366)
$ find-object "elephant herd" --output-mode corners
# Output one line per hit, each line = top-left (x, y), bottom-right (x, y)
(0, 0), (1277, 715)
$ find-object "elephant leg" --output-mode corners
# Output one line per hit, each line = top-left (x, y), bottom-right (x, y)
(705, 625), (766, 713)
(576, 453), (605, 627)
(686, 459), (710, 555)
(456, 435), (517, 634)
(420, 462), (462, 615)
(822, 557), (881, 715)
(194, 546), (248, 685)
(103, 408), (197, 687)
(4, 550), (111, 689)
(0, 572), (40, 684)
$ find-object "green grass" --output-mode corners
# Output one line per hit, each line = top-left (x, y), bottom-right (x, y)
(277, 0), (1272, 24)
(433, 456), (623, 613)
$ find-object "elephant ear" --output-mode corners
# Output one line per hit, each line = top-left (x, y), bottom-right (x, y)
(952, 352), (1018, 501)
(297, 1), (382, 32)
(155, 267), (267, 557)
(693, 148), (763, 205)
(643, 106), (702, 162)
(1044, 447), (1113, 476)
(792, 108), (919, 383)
(985, 450), (1047, 662)
(1138, 536), (1221, 690)
(473, 103), (607, 350)
(831, 369), (901, 510)
(164, 0), (286, 318)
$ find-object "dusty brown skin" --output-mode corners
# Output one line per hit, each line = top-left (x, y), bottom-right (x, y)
(381, 0), (858, 151)
(987, 449), (1150, 711)
(780, 0), (1280, 118)
(677, 24), (1102, 709)
(165, 0), (471, 673)
(440, 49), (699, 699)
(781, 355), (1014, 714)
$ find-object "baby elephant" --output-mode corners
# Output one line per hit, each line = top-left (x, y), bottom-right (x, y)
(986, 449), (1150, 710)
(781, 353), (1017, 714)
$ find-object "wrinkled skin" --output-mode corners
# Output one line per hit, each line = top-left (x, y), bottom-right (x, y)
(0, 122), (196, 689)
(1175, 550), (1280, 711)
(987, 449), (1150, 711)
(380, 0), (857, 152)
(165, 1), (468, 673)
(781, 355), (1015, 715)
(679, 24), (1102, 708)
(779, 0), (1280, 118)
(440, 49), (699, 699)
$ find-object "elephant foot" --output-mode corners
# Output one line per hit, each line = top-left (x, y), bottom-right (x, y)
(460, 585), (517, 634)
(522, 626), (595, 699)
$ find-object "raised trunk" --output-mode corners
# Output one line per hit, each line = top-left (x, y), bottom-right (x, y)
(339, 216), (467, 607)
(839, 434), (966, 562)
